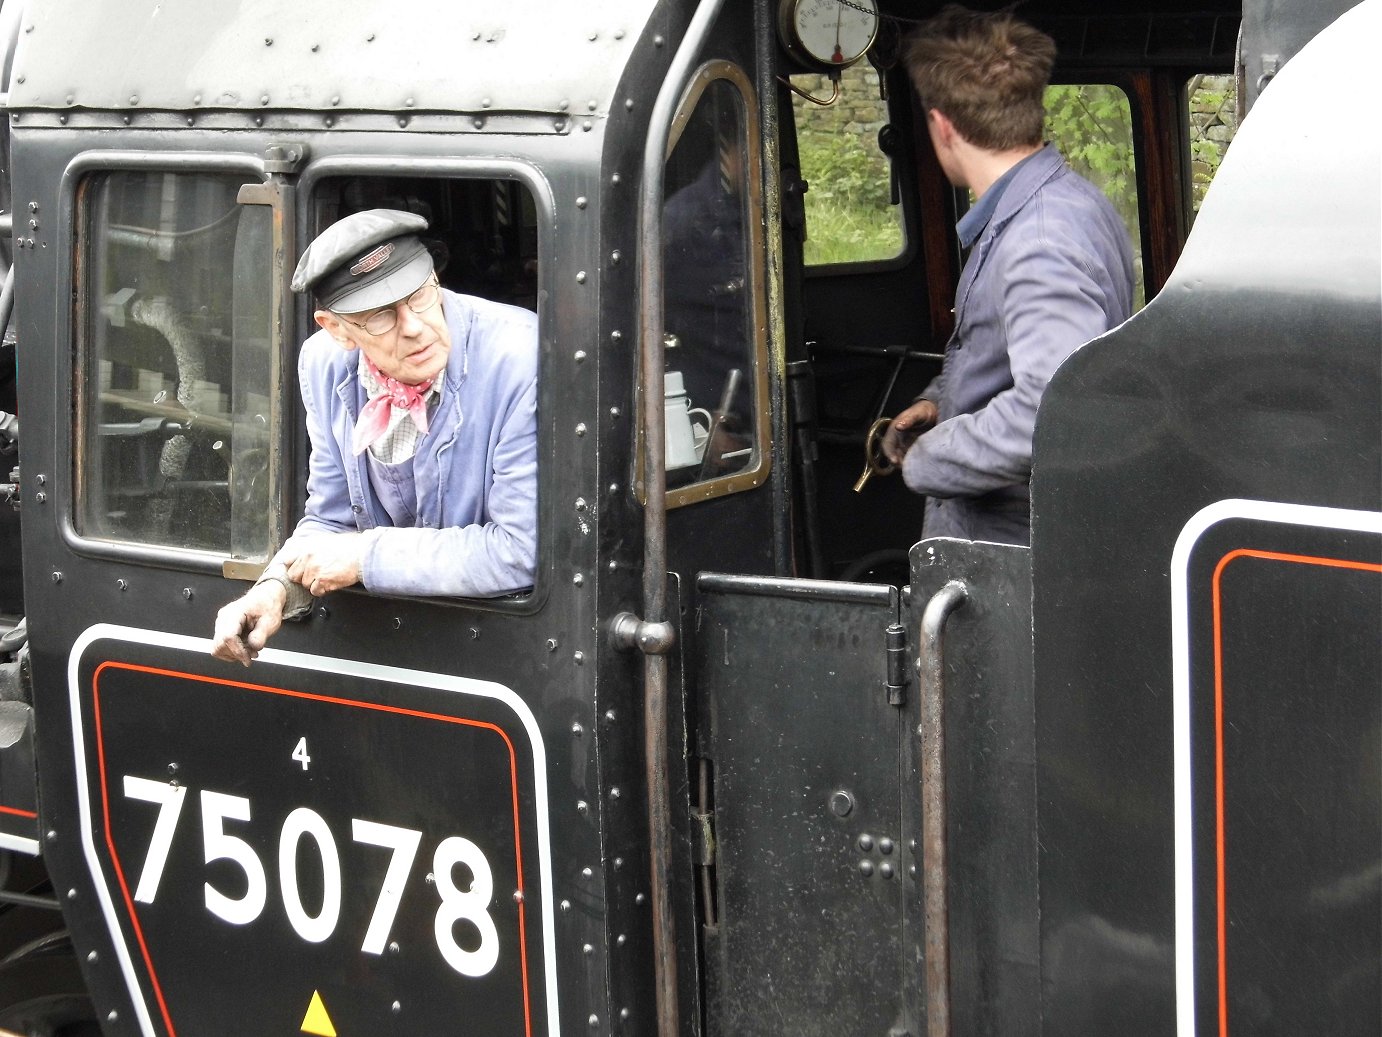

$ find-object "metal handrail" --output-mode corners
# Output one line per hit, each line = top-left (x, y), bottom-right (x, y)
(919, 579), (968, 1037)
(632, 1), (727, 1034)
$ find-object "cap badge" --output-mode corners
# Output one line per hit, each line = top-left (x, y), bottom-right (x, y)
(350, 242), (395, 276)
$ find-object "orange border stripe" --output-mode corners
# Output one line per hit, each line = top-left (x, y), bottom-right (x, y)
(91, 660), (537, 1037)
(1210, 549), (1382, 1037)
(0, 804), (37, 819)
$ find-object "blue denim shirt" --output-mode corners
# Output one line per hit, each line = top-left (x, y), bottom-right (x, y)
(904, 144), (1134, 545)
(283, 290), (538, 597)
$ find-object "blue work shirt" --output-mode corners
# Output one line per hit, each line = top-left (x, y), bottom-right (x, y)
(905, 144), (1134, 545)
(284, 289), (538, 599)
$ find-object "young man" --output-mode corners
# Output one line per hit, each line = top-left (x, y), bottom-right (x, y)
(212, 208), (538, 664)
(883, 5), (1134, 545)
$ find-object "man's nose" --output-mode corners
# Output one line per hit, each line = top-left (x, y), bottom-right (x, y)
(394, 300), (425, 336)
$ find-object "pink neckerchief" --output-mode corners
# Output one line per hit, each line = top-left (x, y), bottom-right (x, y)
(351, 355), (435, 456)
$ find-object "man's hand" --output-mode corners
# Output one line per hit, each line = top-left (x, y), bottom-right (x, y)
(212, 581), (288, 666)
(882, 399), (939, 465)
(281, 532), (364, 596)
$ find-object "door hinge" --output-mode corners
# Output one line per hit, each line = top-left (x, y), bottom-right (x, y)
(885, 622), (909, 706)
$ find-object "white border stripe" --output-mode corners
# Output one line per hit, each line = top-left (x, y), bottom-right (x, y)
(68, 623), (559, 1037)
(1170, 499), (1382, 1037)
(0, 832), (40, 855)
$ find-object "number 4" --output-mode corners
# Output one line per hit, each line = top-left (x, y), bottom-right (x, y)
(292, 737), (311, 771)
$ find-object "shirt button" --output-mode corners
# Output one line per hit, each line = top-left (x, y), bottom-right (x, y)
(351, 503), (362, 513)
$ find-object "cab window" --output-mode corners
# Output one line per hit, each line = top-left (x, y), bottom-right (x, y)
(661, 62), (771, 507)
(791, 62), (905, 267)
(1044, 83), (1146, 308)
(77, 170), (275, 560)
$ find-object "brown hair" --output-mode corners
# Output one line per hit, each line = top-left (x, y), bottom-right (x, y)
(905, 5), (1055, 151)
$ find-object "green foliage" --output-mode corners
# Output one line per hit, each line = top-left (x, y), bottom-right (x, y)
(796, 126), (903, 266)
(1043, 85), (1139, 240)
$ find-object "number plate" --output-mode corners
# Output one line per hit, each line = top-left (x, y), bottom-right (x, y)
(69, 626), (557, 1036)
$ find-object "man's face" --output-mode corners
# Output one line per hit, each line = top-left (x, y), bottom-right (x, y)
(318, 278), (452, 385)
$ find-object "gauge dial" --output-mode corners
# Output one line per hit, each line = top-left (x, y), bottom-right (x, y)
(779, 0), (880, 72)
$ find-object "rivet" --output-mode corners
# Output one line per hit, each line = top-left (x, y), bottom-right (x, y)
(910, 864), (919, 878)
(50, 571), (62, 584)
(635, 892), (646, 905)
(546, 638), (558, 652)
(482, 97), (491, 109)
(582, 120), (592, 132)
(560, 899), (571, 912)
(613, 856), (623, 868)
(122, 116), (131, 125)
(58, 115), (67, 125)
(608, 560), (618, 573)
(880, 862), (895, 879)
(316, 604), (330, 619)
(473, 31), (482, 41)
(28, 219), (37, 230)
(588, 31), (598, 41)
(404, 97), (415, 108)
(46, 830), (57, 842)
(185, 116), (194, 126)
(605, 709), (616, 722)
(129, 95), (138, 105)
(393, 617), (403, 630)
(255, 116), (263, 126)
(830, 791), (855, 817)
(575, 423), (587, 436)
(588, 1016), (599, 1029)
(28, 203), (38, 214)
(583, 943), (594, 955)
(67, 888), (78, 900)
(116, 579), (128, 591)
(260, 95), (270, 105)
(264, 37), (273, 45)
(469, 627), (479, 640)
(391, 1001), (401, 1014)
(573, 574), (585, 587)
(182, 588), (193, 600)
(625, 98), (635, 111)
(575, 270), (587, 284)
(608, 482), (620, 494)
(609, 786), (621, 801)
(107, 1011), (118, 1023)
(609, 330), (622, 342)
(559, 99), (570, 111)
(33, 491), (46, 504)
(575, 349), (587, 362)
(582, 867), (593, 879)
(576, 196), (588, 209)
(859, 860), (875, 877)
(331, 95), (341, 106)
(879, 837), (895, 855)
(571, 722), (584, 737)
(311, 44), (319, 52)
(610, 249), (622, 265)
(193, 94), (202, 105)
(859, 834), (874, 852)
(87, 950), (99, 963)
(513, 889), (524, 903)
(617, 933), (627, 946)
(654, 34), (665, 46)
(366, 33), (375, 42)
(168, 762), (178, 775)
(13, 76), (23, 85)
(473, 117), (484, 129)
(324, 116), (334, 127)
(575, 498), (588, 512)
(611, 173), (621, 185)
(388, 941), (400, 954)
(573, 651), (585, 664)
(620, 1008), (631, 1021)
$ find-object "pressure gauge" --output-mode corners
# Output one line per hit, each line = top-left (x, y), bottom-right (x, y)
(778, 0), (880, 73)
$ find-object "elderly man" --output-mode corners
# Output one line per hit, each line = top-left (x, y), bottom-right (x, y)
(212, 209), (538, 664)
(883, 6), (1134, 545)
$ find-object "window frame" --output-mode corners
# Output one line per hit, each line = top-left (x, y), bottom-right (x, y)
(63, 150), (284, 573)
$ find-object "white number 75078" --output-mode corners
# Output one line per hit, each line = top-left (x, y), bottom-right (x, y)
(121, 774), (499, 976)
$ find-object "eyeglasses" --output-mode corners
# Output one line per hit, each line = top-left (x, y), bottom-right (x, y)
(336, 277), (441, 336)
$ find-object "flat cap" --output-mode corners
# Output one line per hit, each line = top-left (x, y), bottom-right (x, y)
(291, 208), (433, 313)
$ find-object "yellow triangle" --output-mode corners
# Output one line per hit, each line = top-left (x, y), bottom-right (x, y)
(300, 990), (338, 1037)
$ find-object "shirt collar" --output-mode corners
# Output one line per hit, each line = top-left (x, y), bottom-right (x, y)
(955, 148), (1044, 249)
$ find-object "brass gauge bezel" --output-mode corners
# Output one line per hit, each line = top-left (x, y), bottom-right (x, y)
(777, 0), (881, 74)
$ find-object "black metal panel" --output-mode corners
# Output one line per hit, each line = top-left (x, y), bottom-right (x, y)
(1030, 6), (1380, 1033)
(694, 574), (907, 1037)
(907, 537), (1037, 1037)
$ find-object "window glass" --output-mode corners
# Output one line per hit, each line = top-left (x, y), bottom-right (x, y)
(1186, 74), (1239, 215)
(1044, 84), (1146, 308)
(79, 171), (274, 559)
(792, 63), (904, 266)
(663, 75), (760, 493)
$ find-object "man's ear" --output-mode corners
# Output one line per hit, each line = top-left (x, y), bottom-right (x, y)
(314, 310), (358, 351)
(929, 108), (958, 149)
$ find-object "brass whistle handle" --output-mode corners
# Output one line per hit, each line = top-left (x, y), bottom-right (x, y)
(854, 417), (897, 494)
